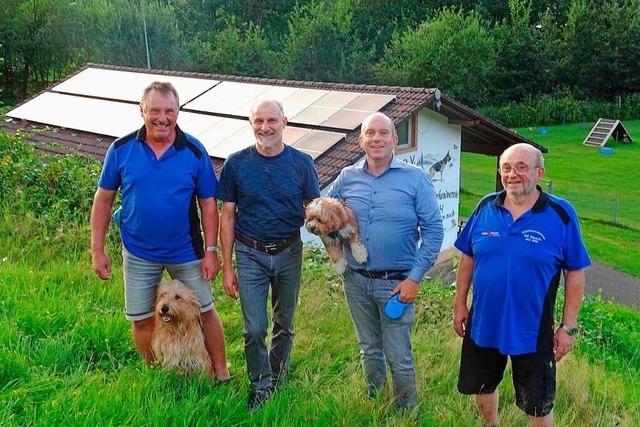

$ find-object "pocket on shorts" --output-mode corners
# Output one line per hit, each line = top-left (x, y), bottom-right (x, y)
(287, 240), (303, 257)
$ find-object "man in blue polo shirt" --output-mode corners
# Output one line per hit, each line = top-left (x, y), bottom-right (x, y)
(327, 112), (443, 409)
(453, 143), (590, 426)
(217, 99), (320, 410)
(90, 81), (230, 380)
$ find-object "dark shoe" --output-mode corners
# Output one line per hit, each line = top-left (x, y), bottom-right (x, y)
(247, 388), (272, 411)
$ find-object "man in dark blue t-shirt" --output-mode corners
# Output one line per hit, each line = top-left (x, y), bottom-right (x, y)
(217, 99), (320, 410)
(453, 143), (590, 426)
(90, 82), (230, 380)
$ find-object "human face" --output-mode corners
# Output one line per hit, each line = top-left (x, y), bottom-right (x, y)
(140, 90), (178, 144)
(359, 114), (398, 165)
(249, 101), (287, 154)
(499, 146), (544, 200)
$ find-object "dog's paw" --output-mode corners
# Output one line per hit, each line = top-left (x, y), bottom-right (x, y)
(334, 257), (346, 274)
(351, 243), (368, 263)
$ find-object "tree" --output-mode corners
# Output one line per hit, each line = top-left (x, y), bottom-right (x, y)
(375, 8), (498, 106)
(277, 1), (374, 83)
(185, 22), (274, 76)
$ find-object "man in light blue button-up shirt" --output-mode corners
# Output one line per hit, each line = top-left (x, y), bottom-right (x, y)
(327, 112), (443, 408)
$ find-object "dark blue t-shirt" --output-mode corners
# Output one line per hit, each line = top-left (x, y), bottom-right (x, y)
(98, 126), (217, 263)
(454, 190), (591, 355)
(217, 145), (320, 241)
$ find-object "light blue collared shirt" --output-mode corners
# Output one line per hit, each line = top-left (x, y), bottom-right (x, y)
(327, 157), (444, 283)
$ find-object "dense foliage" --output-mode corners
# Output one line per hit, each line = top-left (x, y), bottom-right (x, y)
(1, 0), (639, 118)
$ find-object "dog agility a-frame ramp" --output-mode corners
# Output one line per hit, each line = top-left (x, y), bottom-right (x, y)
(583, 118), (634, 148)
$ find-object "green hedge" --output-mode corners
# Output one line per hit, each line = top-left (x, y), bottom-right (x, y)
(480, 93), (640, 128)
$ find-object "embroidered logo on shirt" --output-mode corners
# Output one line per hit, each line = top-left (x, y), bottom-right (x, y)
(522, 229), (545, 243)
(481, 230), (501, 237)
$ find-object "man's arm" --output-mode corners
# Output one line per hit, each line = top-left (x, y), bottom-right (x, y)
(90, 188), (116, 280)
(453, 253), (474, 337)
(219, 201), (238, 299)
(199, 197), (220, 281)
(554, 268), (585, 361)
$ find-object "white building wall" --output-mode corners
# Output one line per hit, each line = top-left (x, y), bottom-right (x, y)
(302, 108), (462, 255)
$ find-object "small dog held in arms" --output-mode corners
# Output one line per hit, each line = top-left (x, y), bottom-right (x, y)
(305, 197), (367, 274)
(151, 279), (210, 376)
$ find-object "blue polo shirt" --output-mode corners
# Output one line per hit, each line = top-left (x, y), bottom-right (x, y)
(455, 189), (591, 355)
(327, 157), (444, 283)
(98, 126), (217, 263)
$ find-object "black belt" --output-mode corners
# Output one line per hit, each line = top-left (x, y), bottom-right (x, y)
(235, 231), (300, 255)
(352, 269), (409, 281)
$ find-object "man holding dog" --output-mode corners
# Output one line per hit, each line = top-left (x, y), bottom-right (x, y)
(453, 143), (590, 426)
(217, 99), (320, 410)
(90, 81), (231, 380)
(327, 112), (444, 409)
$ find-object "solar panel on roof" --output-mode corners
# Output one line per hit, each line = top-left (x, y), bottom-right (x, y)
(313, 91), (360, 109)
(183, 81), (271, 115)
(321, 109), (371, 129)
(290, 106), (338, 126)
(7, 92), (141, 137)
(343, 94), (395, 112)
(52, 67), (219, 106)
(292, 130), (345, 154)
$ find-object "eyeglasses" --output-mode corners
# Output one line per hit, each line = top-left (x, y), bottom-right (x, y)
(499, 162), (538, 174)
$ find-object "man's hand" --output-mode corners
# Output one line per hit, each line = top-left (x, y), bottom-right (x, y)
(201, 252), (219, 281)
(92, 250), (112, 280)
(391, 278), (419, 303)
(453, 302), (469, 337)
(222, 266), (239, 299)
(553, 327), (575, 361)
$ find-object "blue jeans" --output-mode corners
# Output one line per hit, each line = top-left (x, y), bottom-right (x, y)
(343, 268), (417, 408)
(235, 239), (303, 392)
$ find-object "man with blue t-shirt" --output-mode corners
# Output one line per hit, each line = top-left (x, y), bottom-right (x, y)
(453, 143), (590, 426)
(327, 112), (444, 409)
(217, 99), (320, 410)
(90, 82), (230, 380)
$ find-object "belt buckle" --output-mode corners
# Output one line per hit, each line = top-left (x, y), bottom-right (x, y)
(264, 243), (278, 255)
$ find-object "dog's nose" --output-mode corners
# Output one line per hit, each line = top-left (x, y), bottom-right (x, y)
(160, 305), (169, 314)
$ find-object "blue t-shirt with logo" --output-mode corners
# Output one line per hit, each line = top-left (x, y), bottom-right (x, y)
(455, 189), (591, 355)
(216, 145), (320, 241)
(98, 126), (217, 263)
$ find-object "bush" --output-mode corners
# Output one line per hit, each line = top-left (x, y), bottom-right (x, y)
(480, 93), (640, 127)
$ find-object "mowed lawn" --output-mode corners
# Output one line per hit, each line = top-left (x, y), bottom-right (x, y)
(459, 119), (640, 277)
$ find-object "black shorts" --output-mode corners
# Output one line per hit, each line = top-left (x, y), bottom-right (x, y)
(457, 335), (556, 417)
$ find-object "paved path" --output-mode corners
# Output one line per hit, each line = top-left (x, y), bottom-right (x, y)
(585, 260), (640, 310)
(429, 259), (640, 311)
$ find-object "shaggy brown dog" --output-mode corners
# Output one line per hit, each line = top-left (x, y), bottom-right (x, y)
(305, 197), (368, 273)
(151, 279), (210, 375)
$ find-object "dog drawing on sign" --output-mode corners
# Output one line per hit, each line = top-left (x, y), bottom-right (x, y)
(305, 197), (367, 274)
(429, 151), (452, 181)
(151, 279), (211, 376)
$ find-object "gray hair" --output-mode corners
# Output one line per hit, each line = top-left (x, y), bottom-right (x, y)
(250, 99), (285, 117)
(500, 143), (544, 168)
(141, 81), (179, 107)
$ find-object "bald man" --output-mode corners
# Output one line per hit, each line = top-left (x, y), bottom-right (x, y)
(217, 99), (320, 410)
(453, 143), (591, 426)
(327, 112), (444, 409)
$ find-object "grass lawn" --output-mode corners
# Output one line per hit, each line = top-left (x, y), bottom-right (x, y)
(0, 246), (639, 426)
(459, 119), (640, 277)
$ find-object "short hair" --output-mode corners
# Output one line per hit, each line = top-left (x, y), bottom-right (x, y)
(361, 112), (396, 136)
(141, 81), (179, 107)
(500, 143), (544, 168)
(249, 99), (285, 118)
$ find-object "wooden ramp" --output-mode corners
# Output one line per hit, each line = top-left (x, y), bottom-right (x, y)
(583, 118), (634, 148)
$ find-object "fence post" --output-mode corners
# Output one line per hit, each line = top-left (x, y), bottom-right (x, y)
(613, 196), (620, 224)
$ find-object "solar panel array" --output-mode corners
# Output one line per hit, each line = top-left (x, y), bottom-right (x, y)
(7, 67), (395, 160)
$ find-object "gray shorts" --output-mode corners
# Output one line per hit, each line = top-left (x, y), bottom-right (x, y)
(122, 247), (214, 321)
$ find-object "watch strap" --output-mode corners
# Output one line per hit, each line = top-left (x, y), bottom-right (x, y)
(559, 322), (579, 336)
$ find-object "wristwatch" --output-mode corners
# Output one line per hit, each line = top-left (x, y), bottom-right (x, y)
(205, 245), (220, 254)
(559, 322), (579, 336)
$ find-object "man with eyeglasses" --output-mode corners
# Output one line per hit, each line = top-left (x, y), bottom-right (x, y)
(452, 143), (590, 426)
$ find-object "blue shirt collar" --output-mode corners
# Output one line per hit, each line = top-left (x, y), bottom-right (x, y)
(356, 155), (404, 174)
(136, 125), (188, 150)
(493, 185), (549, 213)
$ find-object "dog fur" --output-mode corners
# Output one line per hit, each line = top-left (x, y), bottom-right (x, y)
(305, 197), (367, 274)
(151, 279), (211, 375)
